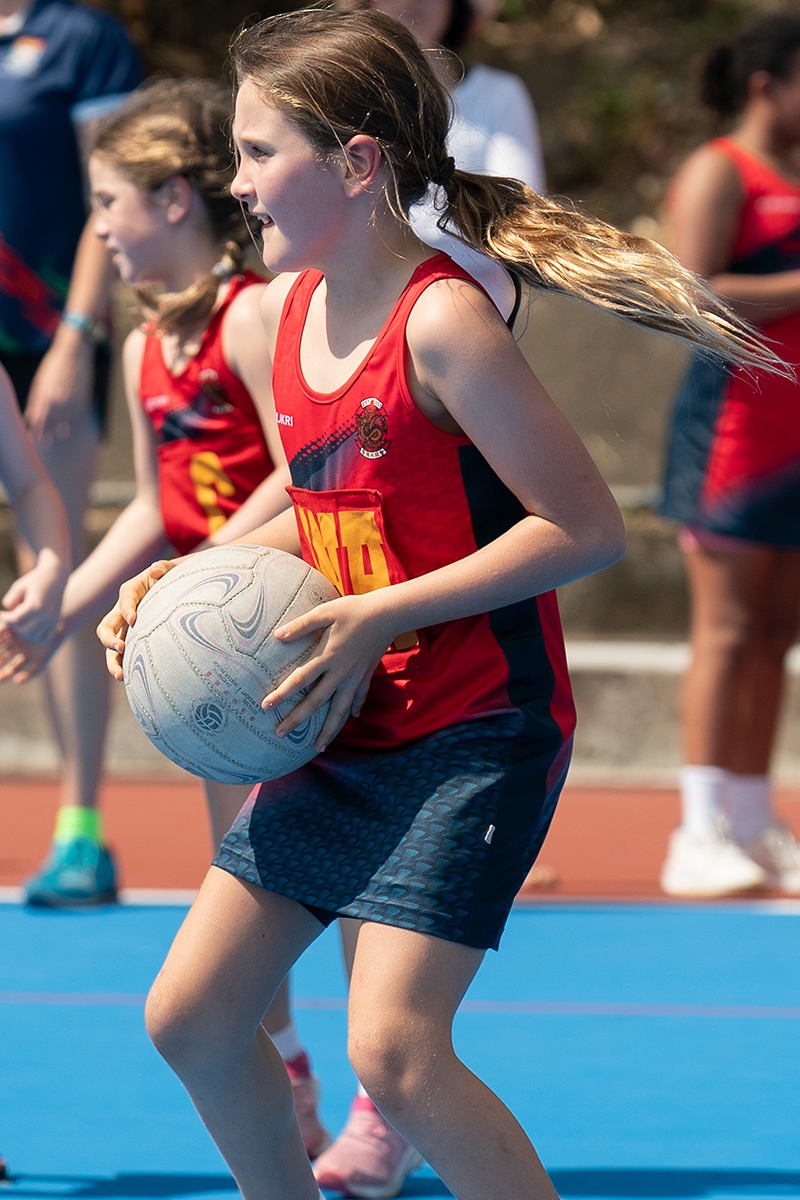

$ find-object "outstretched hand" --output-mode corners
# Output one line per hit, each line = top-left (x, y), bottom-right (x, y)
(264, 591), (399, 751)
(96, 558), (176, 680)
(0, 620), (62, 683)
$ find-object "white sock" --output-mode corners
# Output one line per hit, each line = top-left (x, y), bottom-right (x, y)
(269, 1020), (304, 1063)
(680, 765), (729, 836)
(722, 773), (772, 843)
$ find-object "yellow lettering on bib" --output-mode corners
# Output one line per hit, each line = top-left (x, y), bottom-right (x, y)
(190, 452), (236, 535)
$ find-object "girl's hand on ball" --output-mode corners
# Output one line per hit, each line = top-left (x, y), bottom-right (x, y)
(265, 592), (397, 751)
(96, 558), (178, 679)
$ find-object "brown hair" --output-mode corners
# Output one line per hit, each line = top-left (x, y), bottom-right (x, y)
(93, 78), (250, 334)
(231, 7), (784, 374)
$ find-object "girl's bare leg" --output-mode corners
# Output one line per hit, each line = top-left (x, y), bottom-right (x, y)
(202, 780), (292, 1033)
(145, 866), (324, 1200)
(347, 922), (558, 1200)
(682, 544), (800, 770)
(338, 916), (361, 979)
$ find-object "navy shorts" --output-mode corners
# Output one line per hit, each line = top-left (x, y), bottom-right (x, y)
(213, 712), (569, 951)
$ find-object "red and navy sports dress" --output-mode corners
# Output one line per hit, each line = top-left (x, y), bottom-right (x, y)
(139, 273), (274, 555)
(662, 137), (800, 544)
(214, 254), (575, 950)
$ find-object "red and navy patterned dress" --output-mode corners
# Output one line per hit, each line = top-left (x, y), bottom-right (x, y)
(214, 254), (575, 950)
(663, 137), (800, 543)
(139, 272), (274, 554)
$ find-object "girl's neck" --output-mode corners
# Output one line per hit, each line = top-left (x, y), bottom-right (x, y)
(732, 107), (800, 174)
(157, 243), (221, 295)
(316, 208), (431, 317)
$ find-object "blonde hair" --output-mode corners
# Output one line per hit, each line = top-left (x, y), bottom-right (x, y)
(93, 78), (250, 334)
(231, 7), (785, 374)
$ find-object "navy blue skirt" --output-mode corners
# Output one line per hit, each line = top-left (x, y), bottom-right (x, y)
(213, 713), (569, 951)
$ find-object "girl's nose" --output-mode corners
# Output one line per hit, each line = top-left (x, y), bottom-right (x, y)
(230, 166), (252, 203)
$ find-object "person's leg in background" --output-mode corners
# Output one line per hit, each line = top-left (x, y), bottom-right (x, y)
(662, 536), (800, 896)
(3, 350), (115, 907)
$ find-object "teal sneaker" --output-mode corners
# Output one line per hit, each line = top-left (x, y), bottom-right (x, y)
(23, 837), (118, 907)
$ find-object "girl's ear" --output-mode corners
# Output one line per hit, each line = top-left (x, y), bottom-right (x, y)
(154, 175), (194, 225)
(746, 68), (774, 104)
(342, 134), (383, 197)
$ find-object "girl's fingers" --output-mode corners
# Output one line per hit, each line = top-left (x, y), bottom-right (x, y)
(104, 646), (125, 681)
(117, 560), (174, 625)
(315, 691), (353, 751)
(273, 604), (335, 642)
(262, 658), (326, 711)
(0, 653), (22, 682)
(272, 674), (339, 737)
(96, 607), (128, 652)
(351, 674), (372, 719)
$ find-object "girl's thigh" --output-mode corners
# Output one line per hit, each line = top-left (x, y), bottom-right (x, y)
(150, 866), (325, 1033)
(349, 921), (485, 1033)
(685, 542), (800, 638)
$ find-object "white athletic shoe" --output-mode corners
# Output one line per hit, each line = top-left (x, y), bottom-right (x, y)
(661, 824), (767, 897)
(743, 823), (800, 893)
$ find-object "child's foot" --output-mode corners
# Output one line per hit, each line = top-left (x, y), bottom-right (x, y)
(284, 1051), (332, 1159)
(0, 1150), (8, 1180)
(661, 824), (766, 896)
(743, 823), (800, 893)
(23, 838), (117, 907)
(313, 1095), (422, 1199)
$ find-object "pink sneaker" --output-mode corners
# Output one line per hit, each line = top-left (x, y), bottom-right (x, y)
(313, 1095), (423, 1199)
(285, 1052), (332, 1160)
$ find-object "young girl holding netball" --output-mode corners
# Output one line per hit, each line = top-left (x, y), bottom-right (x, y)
(97, 11), (779, 1200)
(0, 77), (332, 1160)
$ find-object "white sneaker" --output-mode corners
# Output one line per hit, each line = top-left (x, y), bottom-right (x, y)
(661, 824), (767, 897)
(743, 823), (800, 893)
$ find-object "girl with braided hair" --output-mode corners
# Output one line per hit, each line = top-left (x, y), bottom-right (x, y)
(96, 10), (780, 1200)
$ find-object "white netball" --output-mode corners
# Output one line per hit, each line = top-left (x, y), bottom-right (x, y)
(122, 544), (339, 784)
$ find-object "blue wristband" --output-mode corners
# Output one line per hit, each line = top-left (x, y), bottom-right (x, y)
(60, 310), (107, 342)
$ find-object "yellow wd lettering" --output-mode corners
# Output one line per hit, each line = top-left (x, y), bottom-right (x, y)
(338, 509), (390, 594)
(190, 452), (236, 535)
(297, 506), (344, 593)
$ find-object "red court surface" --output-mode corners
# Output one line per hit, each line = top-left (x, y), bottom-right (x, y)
(2, 777), (799, 899)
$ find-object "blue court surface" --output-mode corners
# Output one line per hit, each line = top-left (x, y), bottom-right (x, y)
(1, 901), (799, 1200)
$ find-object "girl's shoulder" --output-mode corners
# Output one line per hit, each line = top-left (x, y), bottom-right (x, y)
(405, 272), (511, 364)
(122, 326), (147, 373)
(223, 276), (270, 333)
(671, 140), (743, 208)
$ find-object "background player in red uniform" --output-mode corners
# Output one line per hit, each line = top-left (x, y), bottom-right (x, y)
(97, 11), (777, 1200)
(661, 13), (800, 898)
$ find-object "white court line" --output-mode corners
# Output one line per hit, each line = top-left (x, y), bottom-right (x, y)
(0, 886), (197, 906)
(565, 641), (800, 675)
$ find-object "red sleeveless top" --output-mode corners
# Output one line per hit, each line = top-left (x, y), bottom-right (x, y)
(273, 252), (575, 751)
(711, 136), (800, 271)
(139, 272), (274, 555)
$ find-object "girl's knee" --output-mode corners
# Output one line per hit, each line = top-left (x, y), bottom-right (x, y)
(145, 971), (235, 1072)
(347, 1013), (446, 1109)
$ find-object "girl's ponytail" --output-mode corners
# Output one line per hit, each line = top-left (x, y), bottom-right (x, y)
(436, 170), (787, 375)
